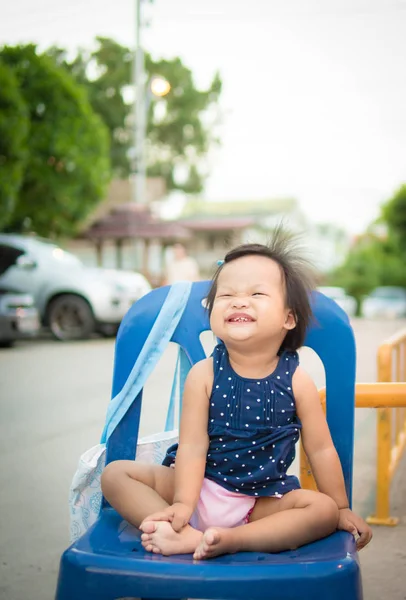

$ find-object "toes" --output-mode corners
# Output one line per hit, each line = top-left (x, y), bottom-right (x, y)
(193, 529), (222, 560)
(205, 528), (220, 546)
(140, 521), (157, 534)
(141, 533), (152, 542)
(143, 543), (162, 554)
(194, 547), (208, 560)
(143, 543), (163, 555)
(193, 541), (209, 560)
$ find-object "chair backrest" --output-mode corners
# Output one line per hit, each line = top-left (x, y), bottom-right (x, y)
(106, 280), (356, 505)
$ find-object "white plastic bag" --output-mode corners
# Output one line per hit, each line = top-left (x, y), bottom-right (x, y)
(68, 282), (192, 543)
(69, 444), (106, 542)
(69, 430), (179, 542)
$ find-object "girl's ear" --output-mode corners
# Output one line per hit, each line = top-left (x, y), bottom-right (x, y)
(284, 309), (296, 331)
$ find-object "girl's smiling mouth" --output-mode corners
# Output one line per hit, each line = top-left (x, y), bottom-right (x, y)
(226, 312), (255, 323)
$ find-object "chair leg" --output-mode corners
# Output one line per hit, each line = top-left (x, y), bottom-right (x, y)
(56, 584), (123, 600)
(55, 557), (117, 600)
(55, 585), (107, 600)
(55, 583), (114, 600)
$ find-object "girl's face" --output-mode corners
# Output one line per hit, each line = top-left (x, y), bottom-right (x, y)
(210, 255), (296, 347)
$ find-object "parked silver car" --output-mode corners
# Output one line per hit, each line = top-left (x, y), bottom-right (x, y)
(0, 288), (40, 346)
(0, 234), (151, 340)
(361, 286), (406, 319)
(318, 286), (357, 317)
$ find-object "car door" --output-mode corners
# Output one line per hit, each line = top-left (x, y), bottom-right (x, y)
(0, 242), (44, 308)
(0, 243), (25, 280)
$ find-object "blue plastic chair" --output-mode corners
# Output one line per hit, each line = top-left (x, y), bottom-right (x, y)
(56, 281), (362, 600)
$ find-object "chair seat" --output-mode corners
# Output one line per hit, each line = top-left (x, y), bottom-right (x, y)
(57, 509), (362, 600)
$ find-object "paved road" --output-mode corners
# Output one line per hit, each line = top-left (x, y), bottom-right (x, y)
(0, 319), (405, 600)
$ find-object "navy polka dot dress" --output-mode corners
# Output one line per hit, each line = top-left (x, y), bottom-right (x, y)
(164, 342), (302, 498)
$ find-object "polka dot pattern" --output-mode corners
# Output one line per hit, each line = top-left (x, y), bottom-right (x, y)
(203, 343), (302, 497)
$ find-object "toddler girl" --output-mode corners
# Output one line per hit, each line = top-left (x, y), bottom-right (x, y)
(101, 231), (372, 559)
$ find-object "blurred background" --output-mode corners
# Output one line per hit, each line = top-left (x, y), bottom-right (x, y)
(1, 0), (406, 302)
(1, 1), (406, 599)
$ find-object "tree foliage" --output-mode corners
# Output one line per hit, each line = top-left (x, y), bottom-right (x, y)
(327, 175), (406, 309)
(330, 231), (406, 311)
(47, 37), (222, 194)
(330, 242), (379, 306)
(0, 58), (29, 229)
(0, 45), (111, 237)
(381, 184), (406, 251)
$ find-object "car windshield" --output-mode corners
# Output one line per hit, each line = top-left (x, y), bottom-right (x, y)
(371, 287), (406, 300)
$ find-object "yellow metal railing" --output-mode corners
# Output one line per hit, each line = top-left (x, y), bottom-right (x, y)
(299, 381), (406, 526)
(299, 395), (325, 493)
(367, 329), (406, 525)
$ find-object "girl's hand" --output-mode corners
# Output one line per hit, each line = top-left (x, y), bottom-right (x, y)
(338, 508), (373, 550)
(141, 502), (193, 533)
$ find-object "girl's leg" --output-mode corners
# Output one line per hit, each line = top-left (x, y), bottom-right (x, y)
(101, 461), (203, 554)
(101, 461), (176, 527)
(193, 489), (339, 560)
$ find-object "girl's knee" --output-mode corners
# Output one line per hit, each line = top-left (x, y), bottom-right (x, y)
(315, 494), (339, 530)
(101, 460), (127, 494)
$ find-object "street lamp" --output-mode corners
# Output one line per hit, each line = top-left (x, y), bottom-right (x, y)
(132, 1), (171, 206)
(150, 75), (171, 98)
(132, 74), (170, 206)
(131, 1), (172, 275)
(133, 0), (145, 205)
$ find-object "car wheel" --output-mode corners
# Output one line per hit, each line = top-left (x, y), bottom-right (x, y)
(47, 294), (95, 341)
(0, 339), (14, 348)
(98, 323), (119, 337)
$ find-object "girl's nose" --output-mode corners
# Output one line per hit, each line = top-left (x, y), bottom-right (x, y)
(231, 296), (249, 308)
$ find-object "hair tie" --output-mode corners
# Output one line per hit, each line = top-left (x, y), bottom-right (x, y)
(217, 259), (224, 266)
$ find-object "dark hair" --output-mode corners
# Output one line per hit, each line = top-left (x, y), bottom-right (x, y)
(205, 228), (317, 351)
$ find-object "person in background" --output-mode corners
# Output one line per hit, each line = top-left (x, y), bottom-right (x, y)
(164, 243), (200, 284)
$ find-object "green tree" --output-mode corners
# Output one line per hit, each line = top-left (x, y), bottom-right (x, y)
(47, 37), (222, 193)
(381, 184), (406, 252)
(329, 184), (406, 312)
(330, 234), (406, 311)
(331, 243), (380, 311)
(0, 58), (29, 229)
(0, 45), (111, 237)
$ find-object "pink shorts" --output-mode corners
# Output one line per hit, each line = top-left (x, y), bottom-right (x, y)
(189, 478), (256, 532)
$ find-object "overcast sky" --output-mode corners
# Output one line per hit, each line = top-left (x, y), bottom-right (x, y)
(2, 0), (406, 233)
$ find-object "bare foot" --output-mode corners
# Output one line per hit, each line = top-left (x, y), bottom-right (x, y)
(193, 527), (239, 560)
(140, 521), (202, 556)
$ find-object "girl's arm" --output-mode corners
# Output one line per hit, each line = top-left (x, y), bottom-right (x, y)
(293, 366), (349, 507)
(141, 358), (212, 532)
(293, 367), (372, 549)
(172, 358), (211, 511)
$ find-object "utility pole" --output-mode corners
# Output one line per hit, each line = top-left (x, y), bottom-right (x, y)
(133, 0), (146, 204)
